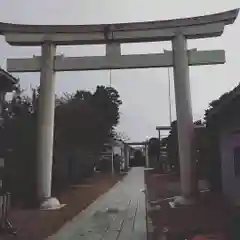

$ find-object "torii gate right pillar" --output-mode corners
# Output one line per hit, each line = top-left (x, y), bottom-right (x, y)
(172, 34), (197, 204)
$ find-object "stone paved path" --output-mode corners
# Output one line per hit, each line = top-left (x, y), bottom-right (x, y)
(47, 167), (146, 240)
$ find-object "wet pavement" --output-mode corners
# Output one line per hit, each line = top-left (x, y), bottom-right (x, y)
(47, 167), (146, 240)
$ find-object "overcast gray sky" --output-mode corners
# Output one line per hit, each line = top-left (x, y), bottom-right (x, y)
(0, 0), (239, 141)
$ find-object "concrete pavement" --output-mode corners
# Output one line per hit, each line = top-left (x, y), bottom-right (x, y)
(47, 167), (146, 240)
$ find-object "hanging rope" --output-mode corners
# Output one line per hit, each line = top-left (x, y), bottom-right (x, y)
(107, 28), (114, 88)
(109, 69), (112, 87)
(167, 67), (172, 125)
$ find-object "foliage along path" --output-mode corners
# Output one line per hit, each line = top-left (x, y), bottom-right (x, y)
(47, 168), (146, 240)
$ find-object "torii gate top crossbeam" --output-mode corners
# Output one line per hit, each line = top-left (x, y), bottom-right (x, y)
(2, 9), (239, 46)
(127, 142), (147, 146)
(156, 125), (206, 131)
(0, 9), (238, 34)
(156, 126), (171, 131)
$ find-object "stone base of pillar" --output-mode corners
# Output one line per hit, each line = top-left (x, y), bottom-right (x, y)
(172, 195), (197, 207)
(40, 197), (66, 210)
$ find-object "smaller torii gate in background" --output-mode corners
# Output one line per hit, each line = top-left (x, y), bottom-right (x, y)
(127, 142), (149, 168)
(156, 125), (206, 139)
(156, 126), (171, 141)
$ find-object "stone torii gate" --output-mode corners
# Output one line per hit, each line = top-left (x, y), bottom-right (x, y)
(127, 142), (149, 168)
(1, 9), (238, 209)
(156, 125), (206, 141)
(156, 126), (171, 141)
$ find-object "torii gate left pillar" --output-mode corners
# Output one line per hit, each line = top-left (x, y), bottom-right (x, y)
(36, 42), (58, 209)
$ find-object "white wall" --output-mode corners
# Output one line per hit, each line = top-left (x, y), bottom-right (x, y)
(113, 145), (122, 156)
(220, 130), (240, 202)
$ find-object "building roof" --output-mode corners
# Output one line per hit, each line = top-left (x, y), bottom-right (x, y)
(0, 68), (18, 92)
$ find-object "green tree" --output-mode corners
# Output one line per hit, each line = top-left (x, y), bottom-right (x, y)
(91, 86), (122, 134)
(2, 87), (38, 205)
(165, 121), (180, 173)
(164, 120), (205, 174)
(55, 86), (122, 150)
(2, 84), (123, 205)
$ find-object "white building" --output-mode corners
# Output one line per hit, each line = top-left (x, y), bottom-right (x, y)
(101, 139), (130, 171)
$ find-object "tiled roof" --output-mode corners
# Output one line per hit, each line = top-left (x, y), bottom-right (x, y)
(0, 68), (18, 92)
(0, 68), (18, 84)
